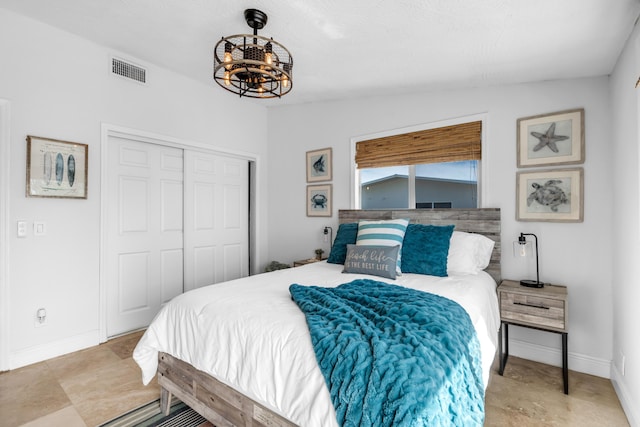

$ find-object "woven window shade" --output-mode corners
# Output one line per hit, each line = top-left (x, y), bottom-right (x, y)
(355, 121), (482, 169)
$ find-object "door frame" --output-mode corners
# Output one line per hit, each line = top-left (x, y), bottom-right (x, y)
(99, 123), (260, 342)
(0, 100), (10, 370)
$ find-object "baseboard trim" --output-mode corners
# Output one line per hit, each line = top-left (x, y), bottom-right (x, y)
(9, 330), (99, 370)
(611, 365), (639, 427)
(508, 338), (611, 379)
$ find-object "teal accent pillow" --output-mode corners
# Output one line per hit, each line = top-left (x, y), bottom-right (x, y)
(356, 219), (409, 274)
(327, 223), (358, 264)
(343, 244), (399, 279)
(401, 224), (455, 277)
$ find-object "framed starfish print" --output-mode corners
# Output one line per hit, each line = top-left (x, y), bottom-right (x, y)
(517, 108), (584, 167)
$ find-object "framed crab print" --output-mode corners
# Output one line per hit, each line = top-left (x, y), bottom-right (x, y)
(516, 168), (583, 222)
(307, 184), (332, 217)
(517, 108), (584, 167)
(26, 135), (88, 199)
(306, 147), (332, 182)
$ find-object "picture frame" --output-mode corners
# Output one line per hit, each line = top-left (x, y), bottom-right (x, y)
(517, 108), (584, 167)
(306, 147), (332, 182)
(516, 168), (583, 222)
(307, 184), (332, 217)
(26, 135), (88, 199)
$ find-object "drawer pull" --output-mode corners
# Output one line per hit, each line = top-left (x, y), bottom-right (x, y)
(514, 302), (549, 310)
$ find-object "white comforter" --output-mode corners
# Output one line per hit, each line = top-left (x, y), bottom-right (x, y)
(133, 261), (500, 426)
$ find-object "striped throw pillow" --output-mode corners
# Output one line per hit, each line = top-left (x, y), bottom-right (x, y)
(356, 219), (409, 274)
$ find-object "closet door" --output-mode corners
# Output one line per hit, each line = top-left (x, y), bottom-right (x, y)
(184, 151), (249, 291)
(106, 137), (184, 336)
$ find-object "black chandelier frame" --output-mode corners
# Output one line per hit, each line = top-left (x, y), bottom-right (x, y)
(213, 9), (293, 98)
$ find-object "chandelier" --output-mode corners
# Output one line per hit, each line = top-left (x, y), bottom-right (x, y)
(213, 9), (293, 98)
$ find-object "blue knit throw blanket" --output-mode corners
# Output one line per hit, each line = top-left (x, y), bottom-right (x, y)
(289, 279), (484, 427)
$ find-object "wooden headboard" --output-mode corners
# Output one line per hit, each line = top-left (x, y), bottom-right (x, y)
(338, 208), (501, 284)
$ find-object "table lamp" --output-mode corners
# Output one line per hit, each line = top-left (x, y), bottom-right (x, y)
(514, 232), (543, 288)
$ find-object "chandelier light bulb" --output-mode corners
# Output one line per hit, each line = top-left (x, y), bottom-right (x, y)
(224, 42), (233, 70)
(224, 71), (231, 86)
(265, 42), (273, 66)
(282, 63), (291, 88)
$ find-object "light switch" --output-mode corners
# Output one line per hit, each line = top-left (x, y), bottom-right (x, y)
(17, 221), (27, 238)
(34, 222), (46, 236)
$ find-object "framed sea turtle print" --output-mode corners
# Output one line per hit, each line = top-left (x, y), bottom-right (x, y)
(306, 147), (332, 182)
(516, 168), (583, 222)
(26, 136), (88, 199)
(517, 108), (584, 167)
(307, 184), (332, 217)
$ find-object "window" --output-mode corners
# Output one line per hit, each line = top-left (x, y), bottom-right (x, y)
(355, 121), (481, 209)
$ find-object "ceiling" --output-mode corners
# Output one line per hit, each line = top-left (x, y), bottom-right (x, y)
(2, 0), (639, 106)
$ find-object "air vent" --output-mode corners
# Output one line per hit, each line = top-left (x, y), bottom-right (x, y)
(111, 57), (147, 84)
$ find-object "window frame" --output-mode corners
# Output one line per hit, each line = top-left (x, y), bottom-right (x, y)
(351, 114), (487, 209)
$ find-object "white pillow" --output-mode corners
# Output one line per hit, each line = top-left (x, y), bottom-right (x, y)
(447, 231), (495, 275)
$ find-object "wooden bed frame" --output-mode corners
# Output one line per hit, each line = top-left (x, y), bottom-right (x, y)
(158, 352), (297, 427)
(157, 208), (501, 426)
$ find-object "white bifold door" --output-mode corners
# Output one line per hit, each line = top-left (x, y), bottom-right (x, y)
(106, 136), (248, 337)
(183, 150), (248, 291)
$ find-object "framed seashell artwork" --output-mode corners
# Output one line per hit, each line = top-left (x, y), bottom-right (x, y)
(26, 135), (88, 199)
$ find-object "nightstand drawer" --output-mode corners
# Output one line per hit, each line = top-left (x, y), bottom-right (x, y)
(500, 291), (565, 330)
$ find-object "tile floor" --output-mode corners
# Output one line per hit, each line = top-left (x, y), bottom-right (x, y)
(0, 331), (158, 427)
(0, 331), (630, 426)
(485, 357), (629, 426)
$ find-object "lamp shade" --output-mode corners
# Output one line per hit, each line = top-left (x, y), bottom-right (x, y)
(513, 239), (532, 257)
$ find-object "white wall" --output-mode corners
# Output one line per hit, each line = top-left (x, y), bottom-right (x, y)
(0, 9), (269, 369)
(268, 78), (614, 377)
(610, 20), (640, 427)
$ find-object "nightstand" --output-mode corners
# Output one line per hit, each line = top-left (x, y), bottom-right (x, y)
(497, 279), (569, 394)
(293, 258), (326, 267)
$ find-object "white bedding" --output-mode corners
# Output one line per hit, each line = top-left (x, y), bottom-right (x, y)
(133, 261), (500, 427)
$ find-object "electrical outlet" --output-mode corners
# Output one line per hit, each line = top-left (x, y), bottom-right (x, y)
(34, 308), (47, 328)
(17, 220), (27, 238)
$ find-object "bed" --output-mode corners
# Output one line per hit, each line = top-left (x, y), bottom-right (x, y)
(133, 208), (501, 426)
